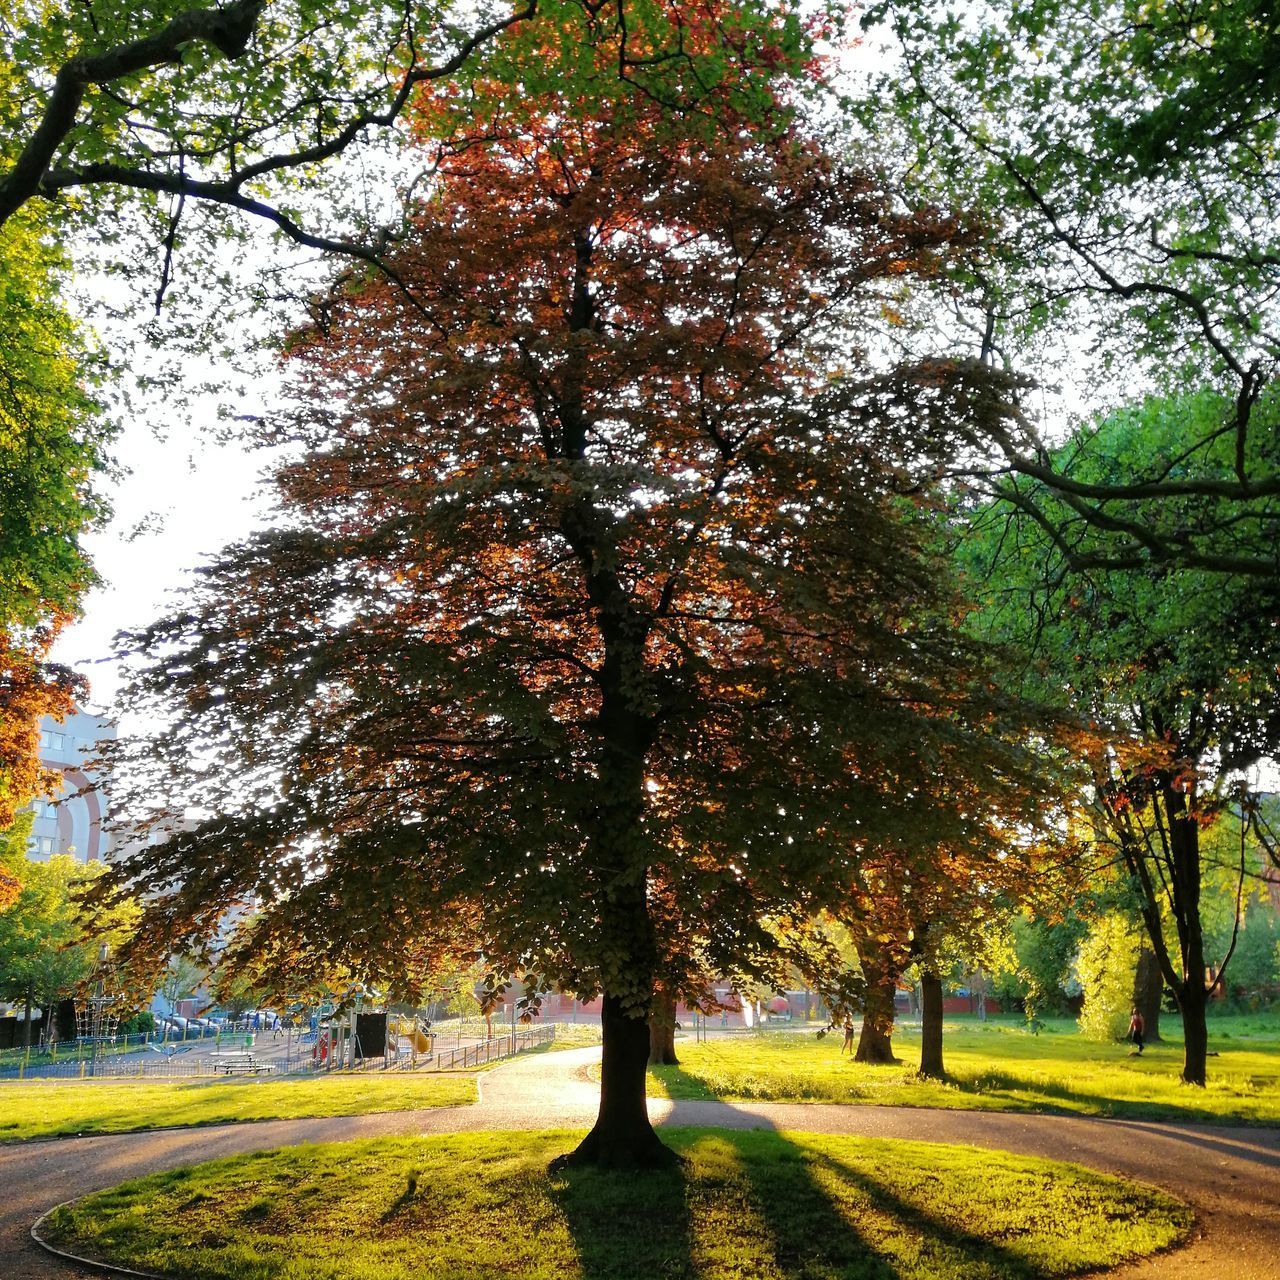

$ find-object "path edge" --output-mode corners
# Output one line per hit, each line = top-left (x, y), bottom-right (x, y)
(31, 1199), (169, 1280)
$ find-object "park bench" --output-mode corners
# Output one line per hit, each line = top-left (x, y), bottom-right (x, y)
(209, 1052), (269, 1076)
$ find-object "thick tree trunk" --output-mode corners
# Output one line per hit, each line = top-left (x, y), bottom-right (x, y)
(1180, 982), (1208, 1087)
(919, 969), (945, 1078)
(1132, 946), (1163, 1043)
(855, 976), (898, 1064)
(648, 993), (679, 1066)
(559, 993), (676, 1169)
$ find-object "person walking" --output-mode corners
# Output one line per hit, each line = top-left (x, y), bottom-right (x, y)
(1128, 1007), (1146, 1055)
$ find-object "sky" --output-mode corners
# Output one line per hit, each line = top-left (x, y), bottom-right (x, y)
(50, 408), (276, 730)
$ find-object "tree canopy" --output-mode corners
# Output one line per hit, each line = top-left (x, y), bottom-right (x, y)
(0, 206), (105, 828)
(866, 0), (1280, 579)
(961, 393), (1280, 1083)
(99, 2), (1057, 1168)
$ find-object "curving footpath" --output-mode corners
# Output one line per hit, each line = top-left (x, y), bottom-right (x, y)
(2, 1045), (1278, 1280)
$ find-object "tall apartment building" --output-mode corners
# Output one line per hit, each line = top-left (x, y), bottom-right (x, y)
(25, 708), (116, 863)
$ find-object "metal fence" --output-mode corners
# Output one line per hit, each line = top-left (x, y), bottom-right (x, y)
(0, 1024), (558, 1080)
(426, 1025), (555, 1071)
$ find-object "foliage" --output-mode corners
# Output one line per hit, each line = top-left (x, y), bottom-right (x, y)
(158, 953), (204, 1011)
(1075, 914), (1141, 1043)
(1209, 902), (1280, 1004)
(40, 1129), (1191, 1279)
(992, 912), (1087, 1019)
(0, 852), (135, 1011)
(0, 208), (107, 830)
(862, 0), (1280, 577)
(102, 7), (1050, 1045)
(959, 392), (1280, 1084)
(0, 1073), (475, 1142)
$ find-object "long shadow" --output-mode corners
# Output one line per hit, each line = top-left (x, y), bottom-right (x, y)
(549, 1104), (1131, 1279)
(549, 1142), (698, 1280)
(1100, 1118), (1280, 1170)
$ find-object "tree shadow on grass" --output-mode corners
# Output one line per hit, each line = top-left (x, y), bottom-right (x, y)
(549, 1142), (698, 1280)
(944, 1067), (1204, 1121)
(548, 1112), (1058, 1280)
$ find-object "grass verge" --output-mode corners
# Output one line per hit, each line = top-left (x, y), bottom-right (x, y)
(643, 1017), (1280, 1123)
(0, 1074), (475, 1142)
(41, 1128), (1191, 1280)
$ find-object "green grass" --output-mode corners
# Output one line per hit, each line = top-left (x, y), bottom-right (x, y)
(643, 1015), (1280, 1124)
(0, 1074), (476, 1142)
(41, 1128), (1191, 1280)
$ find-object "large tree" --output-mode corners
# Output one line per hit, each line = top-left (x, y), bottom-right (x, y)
(101, 5), (1052, 1167)
(0, 0), (535, 243)
(0, 206), (104, 830)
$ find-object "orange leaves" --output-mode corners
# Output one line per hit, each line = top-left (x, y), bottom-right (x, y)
(0, 614), (84, 830)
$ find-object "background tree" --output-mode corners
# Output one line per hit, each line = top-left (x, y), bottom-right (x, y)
(0, 852), (134, 1046)
(159, 953), (204, 1015)
(100, 2), (1055, 1169)
(963, 396), (1280, 1084)
(865, 0), (1280, 578)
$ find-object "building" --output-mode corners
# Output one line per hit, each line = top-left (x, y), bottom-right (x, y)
(25, 709), (116, 863)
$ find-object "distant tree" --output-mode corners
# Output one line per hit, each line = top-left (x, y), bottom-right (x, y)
(0, 853), (134, 1046)
(1075, 913), (1142, 1043)
(101, 3), (1053, 1168)
(159, 954), (204, 1014)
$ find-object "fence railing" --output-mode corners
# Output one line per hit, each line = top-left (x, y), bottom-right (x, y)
(429, 1025), (555, 1071)
(0, 1024), (557, 1080)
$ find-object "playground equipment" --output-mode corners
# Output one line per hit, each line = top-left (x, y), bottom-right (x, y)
(76, 942), (119, 1076)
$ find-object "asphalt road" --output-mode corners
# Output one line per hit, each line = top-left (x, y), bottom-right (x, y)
(2, 1045), (1277, 1279)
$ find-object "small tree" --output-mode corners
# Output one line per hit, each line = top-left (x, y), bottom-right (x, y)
(0, 853), (133, 1046)
(1075, 914), (1141, 1043)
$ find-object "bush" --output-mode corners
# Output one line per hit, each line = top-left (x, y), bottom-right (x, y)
(1076, 915), (1141, 1042)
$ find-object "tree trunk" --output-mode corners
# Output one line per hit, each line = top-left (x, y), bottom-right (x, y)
(1132, 946), (1163, 1043)
(919, 969), (945, 1078)
(1180, 978), (1208, 1086)
(559, 992), (676, 1169)
(855, 976), (898, 1064)
(648, 993), (679, 1066)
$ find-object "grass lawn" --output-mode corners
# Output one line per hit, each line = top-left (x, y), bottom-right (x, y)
(643, 1015), (1280, 1124)
(41, 1128), (1191, 1280)
(0, 1073), (476, 1143)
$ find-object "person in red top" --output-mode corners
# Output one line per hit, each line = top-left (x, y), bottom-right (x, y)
(1128, 1007), (1146, 1055)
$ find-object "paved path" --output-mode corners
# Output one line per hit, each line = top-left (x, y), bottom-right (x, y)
(2, 1045), (1278, 1279)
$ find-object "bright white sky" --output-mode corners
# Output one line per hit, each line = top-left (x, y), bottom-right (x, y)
(50, 409), (276, 730)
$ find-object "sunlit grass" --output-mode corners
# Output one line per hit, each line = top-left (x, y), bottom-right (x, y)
(644, 1016), (1280, 1123)
(42, 1128), (1191, 1279)
(0, 1074), (475, 1142)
